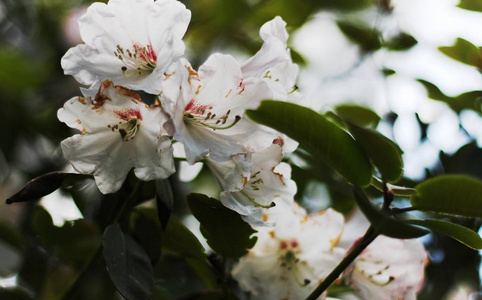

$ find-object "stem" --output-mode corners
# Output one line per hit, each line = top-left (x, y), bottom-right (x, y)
(59, 180), (142, 300)
(370, 176), (416, 196)
(305, 227), (379, 300)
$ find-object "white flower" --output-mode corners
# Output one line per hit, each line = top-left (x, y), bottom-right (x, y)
(207, 144), (297, 225)
(242, 16), (300, 102)
(161, 54), (275, 164)
(58, 80), (175, 194)
(344, 236), (429, 300)
(242, 16), (301, 153)
(61, 0), (191, 95)
(232, 202), (346, 300)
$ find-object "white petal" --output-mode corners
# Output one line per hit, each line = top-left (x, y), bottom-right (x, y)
(58, 80), (175, 194)
(345, 236), (428, 300)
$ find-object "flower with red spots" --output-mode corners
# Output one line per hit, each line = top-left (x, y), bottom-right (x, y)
(161, 54), (275, 164)
(58, 80), (175, 194)
(61, 0), (191, 95)
(232, 202), (345, 299)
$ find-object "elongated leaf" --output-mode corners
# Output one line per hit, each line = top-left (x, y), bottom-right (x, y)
(411, 175), (482, 218)
(246, 101), (372, 187)
(103, 225), (153, 300)
(457, 0), (482, 11)
(6, 172), (90, 204)
(439, 38), (482, 69)
(336, 20), (381, 52)
(346, 122), (403, 182)
(408, 219), (482, 249)
(384, 32), (417, 51)
(417, 80), (482, 115)
(334, 104), (381, 128)
(187, 194), (257, 258)
(156, 179), (174, 229)
(354, 188), (429, 239)
(131, 209), (218, 289)
(133, 215), (162, 264)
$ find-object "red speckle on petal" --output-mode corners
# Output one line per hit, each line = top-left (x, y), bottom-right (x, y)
(114, 108), (142, 121)
(280, 241), (288, 250)
(290, 240), (299, 248)
(273, 137), (284, 147)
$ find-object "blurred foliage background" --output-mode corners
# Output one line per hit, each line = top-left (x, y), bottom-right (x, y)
(0, 0), (481, 299)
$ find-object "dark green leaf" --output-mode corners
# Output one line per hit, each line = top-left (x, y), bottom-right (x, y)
(384, 32), (417, 51)
(381, 68), (396, 76)
(336, 20), (381, 52)
(103, 225), (153, 300)
(0, 287), (35, 300)
(439, 38), (482, 69)
(6, 172), (90, 204)
(346, 122), (403, 182)
(0, 222), (24, 250)
(133, 215), (162, 264)
(187, 194), (257, 258)
(354, 188), (429, 238)
(457, 0), (482, 11)
(335, 104), (381, 128)
(407, 219), (482, 249)
(132, 208), (217, 289)
(417, 80), (482, 114)
(156, 179), (174, 229)
(246, 101), (373, 187)
(411, 175), (482, 218)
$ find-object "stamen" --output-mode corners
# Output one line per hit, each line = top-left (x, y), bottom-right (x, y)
(115, 43), (157, 77)
(284, 251), (311, 287)
(184, 114), (241, 131)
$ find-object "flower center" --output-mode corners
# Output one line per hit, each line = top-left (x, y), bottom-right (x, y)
(279, 241), (311, 287)
(119, 118), (141, 142)
(109, 109), (143, 142)
(114, 43), (157, 78)
(183, 101), (241, 131)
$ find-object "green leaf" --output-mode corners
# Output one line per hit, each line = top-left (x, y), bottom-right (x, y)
(187, 194), (257, 258)
(32, 207), (101, 265)
(439, 38), (482, 69)
(457, 0), (482, 11)
(6, 172), (90, 204)
(417, 79), (482, 114)
(384, 32), (417, 51)
(354, 188), (429, 239)
(407, 219), (482, 250)
(133, 214), (162, 264)
(103, 225), (153, 300)
(246, 101), (373, 187)
(336, 20), (381, 52)
(411, 175), (482, 218)
(346, 122), (403, 182)
(156, 179), (174, 229)
(132, 209), (218, 289)
(334, 104), (381, 128)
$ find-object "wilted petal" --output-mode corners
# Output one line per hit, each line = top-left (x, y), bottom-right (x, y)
(58, 80), (175, 194)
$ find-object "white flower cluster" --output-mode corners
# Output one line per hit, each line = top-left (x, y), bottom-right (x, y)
(58, 0), (428, 298)
(232, 202), (429, 300)
(59, 0), (298, 207)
